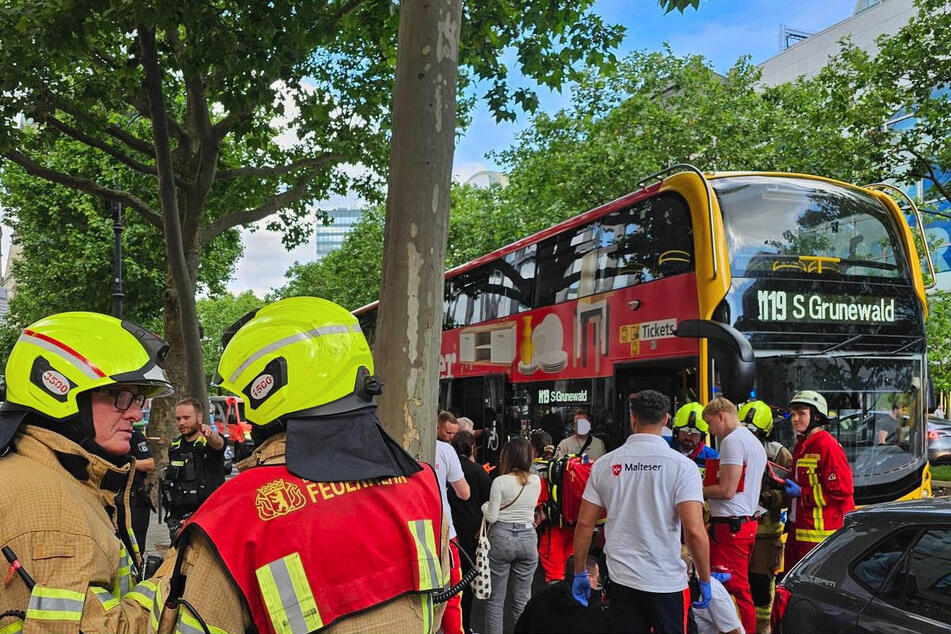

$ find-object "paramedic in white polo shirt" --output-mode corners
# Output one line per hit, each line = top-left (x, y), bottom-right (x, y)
(701, 397), (766, 634)
(572, 390), (712, 634)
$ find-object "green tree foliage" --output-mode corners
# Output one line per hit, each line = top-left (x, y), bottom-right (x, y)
(0, 131), (241, 362)
(493, 47), (884, 221)
(927, 290), (951, 393)
(828, 0), (951, 208)
(277, 184), (519, 308)
(196, 292), (264, 386)
(0, 0), (631, 429)
(276, 207), (386, 310)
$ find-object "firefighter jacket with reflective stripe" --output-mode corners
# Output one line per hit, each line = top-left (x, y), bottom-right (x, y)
(789, 429), (855, 543)
(0, 425), (153, 633)
(157, 432), (447, 634)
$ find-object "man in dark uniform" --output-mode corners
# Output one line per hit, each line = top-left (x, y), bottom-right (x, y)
(128, 425), (155, 553)
(161, 397), (225, 539)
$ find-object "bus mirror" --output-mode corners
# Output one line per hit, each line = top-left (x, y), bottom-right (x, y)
(675, 319), (755, 403)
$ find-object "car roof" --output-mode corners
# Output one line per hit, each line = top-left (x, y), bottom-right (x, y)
(850, 498), (951, 518)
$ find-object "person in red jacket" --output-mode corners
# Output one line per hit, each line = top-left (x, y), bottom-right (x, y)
(783, 390), (855, 571)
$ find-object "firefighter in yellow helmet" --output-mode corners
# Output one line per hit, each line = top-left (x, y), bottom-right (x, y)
(145, 297), (450, 634)
(670, 402), (719, 467)
(0, 312), (173, 632)
(738, 399), (793, 632)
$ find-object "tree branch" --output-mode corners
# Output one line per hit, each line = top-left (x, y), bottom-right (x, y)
(908, 147), (951, 206)
(333, 0), (365, 23)
(41, 114), (158, 176)
(202, 173), (321, 243)
(2, 150), (163, 230)
(125, 95), (190, 144)
(47, 96), (156, 157)
(217, 152), (340, 179)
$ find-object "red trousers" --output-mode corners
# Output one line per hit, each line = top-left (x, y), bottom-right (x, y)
(538, 524), (575, 583)
(710, 519), (757, 634)
(441, 540), (464, 634)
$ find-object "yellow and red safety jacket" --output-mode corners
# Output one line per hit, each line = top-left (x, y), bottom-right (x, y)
(789, 428), (855, 544)
(140, 432), (450, 634)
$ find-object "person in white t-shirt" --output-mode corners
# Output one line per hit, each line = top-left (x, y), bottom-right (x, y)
(694, 576), (744, 634)
(702, 397), (766, 634)
(572, 390), (712, 634)
(436, 435), (469, 634)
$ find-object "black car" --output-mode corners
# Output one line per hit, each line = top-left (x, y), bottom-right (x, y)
(773, 498), (951, 633)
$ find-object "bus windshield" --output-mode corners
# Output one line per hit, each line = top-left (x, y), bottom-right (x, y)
(713, 176), (906, 279)
(755, 355), (924, 485)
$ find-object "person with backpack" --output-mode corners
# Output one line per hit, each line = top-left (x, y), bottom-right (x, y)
(539, 409), (604, 583)
(482, 437), (542, 634)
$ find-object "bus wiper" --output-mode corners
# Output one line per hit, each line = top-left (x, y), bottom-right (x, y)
(889, 337), (923, 355)
(816, 334), (864, 355)
(765, 334), (864, 360)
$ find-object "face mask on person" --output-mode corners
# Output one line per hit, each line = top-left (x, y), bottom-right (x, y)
(576, 418), (591, 435)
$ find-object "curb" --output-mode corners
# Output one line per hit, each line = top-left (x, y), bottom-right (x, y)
(934, 480), (951, 488)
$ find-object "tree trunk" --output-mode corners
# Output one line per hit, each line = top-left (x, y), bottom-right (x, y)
(376, 0), (462, 465)
(139, 26), (209, 430)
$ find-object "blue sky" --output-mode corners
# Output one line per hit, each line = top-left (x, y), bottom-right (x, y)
(232, 0), (860, 295)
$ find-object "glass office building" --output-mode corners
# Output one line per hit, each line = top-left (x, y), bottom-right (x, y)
(315, 208), (365, 261)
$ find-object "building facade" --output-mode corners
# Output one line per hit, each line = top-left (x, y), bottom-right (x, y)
(757, 0), (951, 288)
(315, 207), (365, 261)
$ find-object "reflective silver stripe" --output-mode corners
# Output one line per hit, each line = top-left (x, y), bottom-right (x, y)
(229, 325), (352, 383)
(176, 605), (204, 634)
(26, 586), (85, 621)
(125, 580), (156, 611)
(255, 554), (321, 634)
(18, 333), (101, 379)
(116, 547), (132, 596)
(90, 586), (119, 611)
(410, 519), (440, 589)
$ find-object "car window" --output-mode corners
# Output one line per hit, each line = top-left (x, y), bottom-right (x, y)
(852, 528), (918, 594)
(902, 529), (951, 622)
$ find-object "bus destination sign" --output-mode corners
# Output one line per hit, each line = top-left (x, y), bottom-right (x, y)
(756, 290), (897, 325)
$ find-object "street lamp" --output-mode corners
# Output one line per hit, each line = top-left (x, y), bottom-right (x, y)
(111, 199), (124, 319)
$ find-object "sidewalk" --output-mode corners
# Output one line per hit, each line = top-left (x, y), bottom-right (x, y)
(144, 510), (171, 556)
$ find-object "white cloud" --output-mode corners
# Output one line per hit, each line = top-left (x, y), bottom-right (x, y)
(228, 224), (316, 297)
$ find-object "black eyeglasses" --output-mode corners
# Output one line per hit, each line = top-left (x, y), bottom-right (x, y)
(98, 388), (147, 411)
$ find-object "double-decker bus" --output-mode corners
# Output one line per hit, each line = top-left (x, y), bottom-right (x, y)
(355, 166), (936, 504)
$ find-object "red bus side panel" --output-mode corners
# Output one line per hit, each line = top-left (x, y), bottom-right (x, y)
(439, 273), (701, 381)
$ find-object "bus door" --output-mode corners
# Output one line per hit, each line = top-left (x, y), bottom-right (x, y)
(444, 374), (507, 463)
(614, 358), (700, 442)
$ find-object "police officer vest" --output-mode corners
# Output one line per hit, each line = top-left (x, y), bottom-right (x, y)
(180, 463), (444, 634)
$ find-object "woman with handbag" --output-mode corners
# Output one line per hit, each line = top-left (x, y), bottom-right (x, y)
(482, 437), (542, 634)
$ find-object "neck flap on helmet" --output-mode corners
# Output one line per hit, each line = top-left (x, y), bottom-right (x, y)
(284, 407), (422, 482)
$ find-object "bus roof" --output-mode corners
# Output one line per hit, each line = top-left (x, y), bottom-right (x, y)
(351, 170), (877, 315)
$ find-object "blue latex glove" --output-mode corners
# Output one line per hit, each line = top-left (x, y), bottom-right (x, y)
(711, 571), (732, 584)
(784, 478), (801, 498)
(692, 580), (712, 609)
(571, 572), (591, 607)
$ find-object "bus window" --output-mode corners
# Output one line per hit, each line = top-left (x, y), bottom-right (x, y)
(444, 250), (535, 328)
(597, 193), (694, 293)
(714, 176), (905, 279)
(535, 222), (600, 306)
